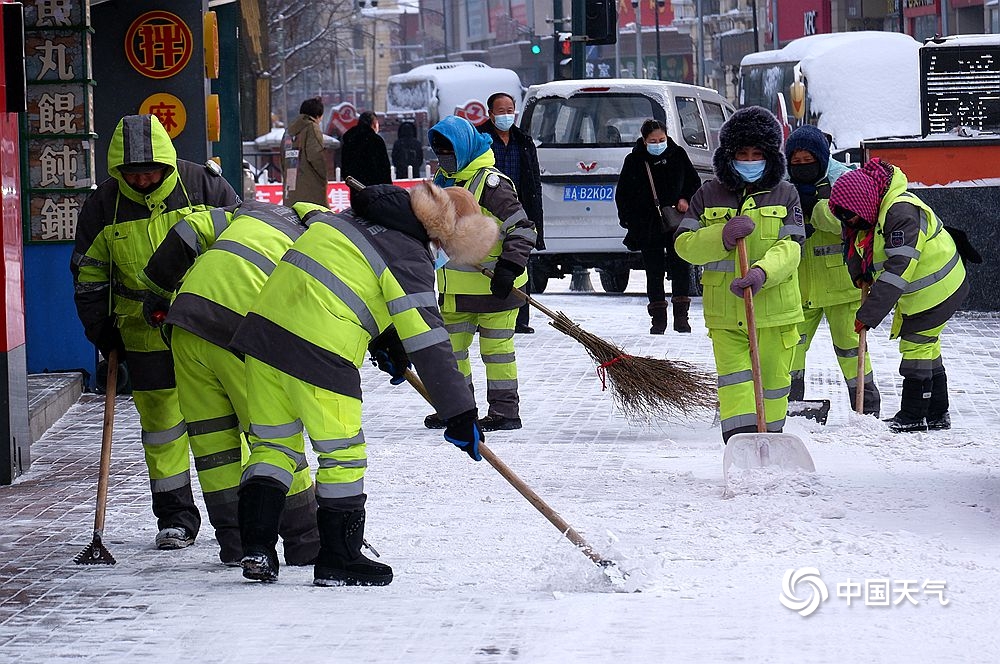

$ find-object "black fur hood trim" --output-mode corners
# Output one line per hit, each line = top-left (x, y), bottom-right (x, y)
(713, 106), (786, 191)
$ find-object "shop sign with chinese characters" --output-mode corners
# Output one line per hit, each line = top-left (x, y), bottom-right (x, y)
(21, 0), (96, 243)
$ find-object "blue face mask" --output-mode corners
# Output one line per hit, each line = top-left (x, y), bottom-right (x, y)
(732, 159), (767, 183)
(646, 141), (668, 156)
(493, 114), (516, 131)
(432, 243), (450, 270)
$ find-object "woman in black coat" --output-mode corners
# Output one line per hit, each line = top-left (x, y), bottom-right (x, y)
(615, 119), (702, 334)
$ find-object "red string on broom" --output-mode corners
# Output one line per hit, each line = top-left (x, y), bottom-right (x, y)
(597, 355), (628, 390)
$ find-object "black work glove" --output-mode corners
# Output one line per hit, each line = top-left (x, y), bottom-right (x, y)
(143, 293), (171, 328)
(94, 321), (126, 360)
(443, 408), (483, 461)
(804, 223), (816, 239)
(367, 327), (410, 385)
(490, 258), (524, 300)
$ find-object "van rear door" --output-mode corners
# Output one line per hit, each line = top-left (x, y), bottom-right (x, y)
(522, 90), (666, 255)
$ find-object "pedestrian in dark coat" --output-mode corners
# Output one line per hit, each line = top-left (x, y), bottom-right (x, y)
(478, 92), (544, 333)
(282, 97), (328, 207)
(391, 120), (424, 179)
(615, 119), (702, 334)
(340, 111), (392, 185)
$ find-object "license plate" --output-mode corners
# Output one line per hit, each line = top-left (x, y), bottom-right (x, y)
(562, 184), (615, 202)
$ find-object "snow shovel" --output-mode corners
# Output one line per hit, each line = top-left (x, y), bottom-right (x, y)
(723, 239), (815, 483)
(401, 368), (628, 588)
(75, 349), (119, 565)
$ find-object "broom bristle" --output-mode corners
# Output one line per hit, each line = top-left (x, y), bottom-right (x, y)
(549, 312), (717, 420)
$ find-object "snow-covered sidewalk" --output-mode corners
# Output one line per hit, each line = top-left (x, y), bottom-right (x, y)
(2, 276), (998, 663)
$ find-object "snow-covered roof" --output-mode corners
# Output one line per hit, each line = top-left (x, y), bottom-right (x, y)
(741, 31), (919, 66)
(921, 34), (1000, 48)
(525, 78), (719, 99)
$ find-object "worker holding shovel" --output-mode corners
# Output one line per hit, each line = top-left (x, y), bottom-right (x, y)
(674, 107), (807, 445)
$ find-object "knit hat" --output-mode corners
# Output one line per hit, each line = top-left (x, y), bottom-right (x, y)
(409, 182), (498, 265)
(713, 106), (786, 191)
(784, 125), (830, 174)
(829, 169), (880, 224)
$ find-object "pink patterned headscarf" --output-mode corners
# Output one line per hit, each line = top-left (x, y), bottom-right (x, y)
(829, 157), (895, 224)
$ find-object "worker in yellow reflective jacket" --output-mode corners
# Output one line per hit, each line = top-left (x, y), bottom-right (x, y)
(231, 182), (498, 586)
(71, 114), (239, 550)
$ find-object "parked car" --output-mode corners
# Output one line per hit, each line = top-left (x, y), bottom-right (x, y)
(520, 79), (735, 293)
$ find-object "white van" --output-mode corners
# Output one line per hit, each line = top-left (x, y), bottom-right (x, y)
(520, 79), (735, 293)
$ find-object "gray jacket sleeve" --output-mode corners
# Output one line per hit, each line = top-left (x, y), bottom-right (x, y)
(480, 177), (536, 269)
(857, 201), (921, 328)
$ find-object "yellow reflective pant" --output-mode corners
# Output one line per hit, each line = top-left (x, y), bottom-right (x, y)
(443, 309), (519, 418)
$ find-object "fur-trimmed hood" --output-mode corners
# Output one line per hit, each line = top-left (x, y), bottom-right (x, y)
(409, 182), (498, 265)
(712, 106), (786, 191)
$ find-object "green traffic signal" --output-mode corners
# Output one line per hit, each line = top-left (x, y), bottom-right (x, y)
(530, 43), (541, 55)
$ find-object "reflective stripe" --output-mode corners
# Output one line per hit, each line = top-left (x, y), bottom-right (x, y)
(900, 358), (937, 372)
(210, 208), (229, 239)
(508, 227), (537, 242)
(874, 261), (884, 272)
(316, 478), (365, 499)
(763, 386), (790, 400)
(187, 413), (239, 437)
(283, 249), (379, 338)
(250, 419), (303, 439)
(312, 431), (365, 454)
(141, 421), (187, 446)
(877, 271), (908, 290)
(901, 332), (938, 344)
(251, 207), (304, 241)
(73, 250), (107, 267)
(112, 281), (147, 302)
(718, 369), (753, 387)
(468, 169), (488, 192)
(75, 281), (109, 294)
(241, 463), (293, 490)
(500, 208), (528, 232)
(479, 327), (514, 340)
(386, 291), (438, 315)
(767, 418), (786, 432)
(150, 471), (191, 493)
(918, 208), (929, 235)
(813, 244), (842, 257)
(312, 213), (388, 276)
(779, 224), (804, 239)
(846, 371), (875, 390)
(721, 413), (758, 432)
(122, 115), (155, 163)
(833, 345), (859, 359)
(254, 441), (308, 467)
(487, 379), (518, 391)
(454, 349), (470, 361)
(449, 259), (497, 273)
(175, 220), (201, 252)
(482, 352), (516, 364)
(194, 448), (243, 472)
(214, 239), (276, 276)
(903, 252), (960, 294)
(885, 245), (920, 260)
(446, 322), (478, 335)
(318, 457), (368, 469)
(704, 259), (735, 273)
(677, 218), (700, 232)
(402, 327), (450, 353)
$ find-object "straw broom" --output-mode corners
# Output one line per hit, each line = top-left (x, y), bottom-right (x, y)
(482, 267), (717, 420)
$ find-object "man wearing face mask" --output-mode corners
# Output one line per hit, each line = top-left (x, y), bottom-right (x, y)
(71, 114), (240, 550)
(830, 158), (968, 433)
(785, 125), (881, 419)
(478, 92), (544, 334)
(424, 115), (538, 432)
(674, 107), (806, 443)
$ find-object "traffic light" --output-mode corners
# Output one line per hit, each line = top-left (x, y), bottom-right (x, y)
(584, 0), (617, 45)
(530, 40), (542, 55)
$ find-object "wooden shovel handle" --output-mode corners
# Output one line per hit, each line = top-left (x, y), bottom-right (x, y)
(94, 349), (118, 534)
(737, 238), (767, 433)
(855, 285), (869, 414)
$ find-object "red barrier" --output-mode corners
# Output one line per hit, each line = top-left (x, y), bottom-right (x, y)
(255, 180), (425, 211)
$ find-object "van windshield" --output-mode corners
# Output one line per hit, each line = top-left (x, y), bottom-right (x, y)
(522, 93), (664, 148)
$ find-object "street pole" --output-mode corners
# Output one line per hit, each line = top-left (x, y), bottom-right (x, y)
(278, 13), (289, 125)
(635, 1), (642, 78)
(654, 1), (662, 80)
(897, 0), (905, 34)
(941, 0), (949, 36)
(696, 0), (704, 86)
(771, 0), (778, 49)
(442, 0), (450, 59)
(571, 0), (586, 79)
(750, 0), (760, 52)
(371, 19), (377, 110)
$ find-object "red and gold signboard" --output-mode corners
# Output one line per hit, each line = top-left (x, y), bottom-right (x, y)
(125, 10), (193, 79)
(140, 92), (187, 138)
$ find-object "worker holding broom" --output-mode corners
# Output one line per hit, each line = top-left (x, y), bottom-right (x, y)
(674, 107), (806, 443)
(229, 182), (498, 585)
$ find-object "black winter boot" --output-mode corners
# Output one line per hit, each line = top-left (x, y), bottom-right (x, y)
(926, 371), (951, 430)
(789, 376), (805, 402)
(280, 486), (320, 566)
(648, 302), (668, 335)
(884, 377), (931, 433)
(672, 297), (692, 333)
(314, 508), (393, 587)
(238, 481), (287, 582)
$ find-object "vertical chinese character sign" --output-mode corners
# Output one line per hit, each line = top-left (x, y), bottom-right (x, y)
(21, 0), (95, 243)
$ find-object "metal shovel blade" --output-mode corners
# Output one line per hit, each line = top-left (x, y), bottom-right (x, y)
(723, 432), (816, 483)
(74, 533), (116, 565)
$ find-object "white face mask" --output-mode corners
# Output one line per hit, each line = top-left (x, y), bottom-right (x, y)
(493, 114), (516, 131)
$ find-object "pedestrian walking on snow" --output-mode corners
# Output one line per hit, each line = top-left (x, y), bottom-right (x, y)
(340, 111), (392, 186)
(281, 97), (329, 207)
(674, 107), (806, 443)
(615, 119), (701, 334)
(830, 158), (969, 433)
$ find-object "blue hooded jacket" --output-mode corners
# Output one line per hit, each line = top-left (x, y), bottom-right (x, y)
(428, 115), (494, 187)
